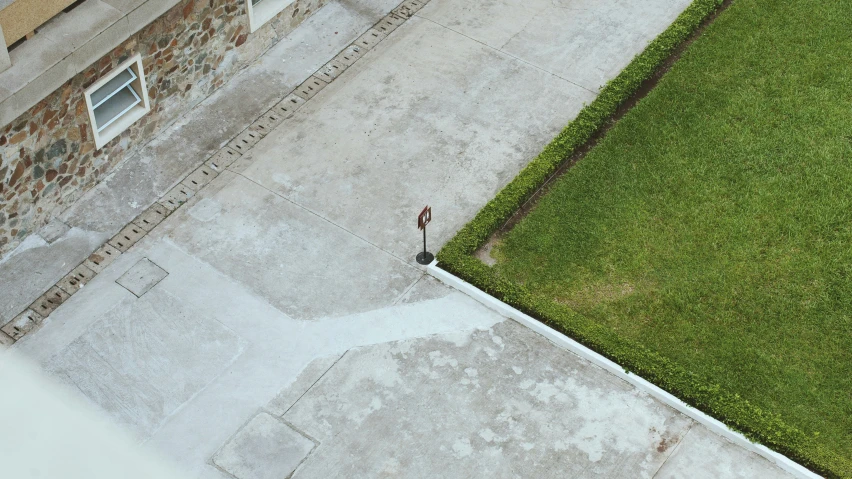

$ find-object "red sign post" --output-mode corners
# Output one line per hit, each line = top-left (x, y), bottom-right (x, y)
(416, 206), (433, 264)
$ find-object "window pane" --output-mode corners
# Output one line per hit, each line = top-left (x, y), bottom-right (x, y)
(93, 86), (141, 131)
(90, 68), (136, 107)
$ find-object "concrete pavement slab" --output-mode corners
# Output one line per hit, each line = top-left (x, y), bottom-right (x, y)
(1, 0), (397, 335)
(499, 0), (692, 92)
(38, 219), (72, 244)
(213, 412), (315, 479)
(398, 274), (453, 304)
(115, 258), (168, 297)
(342, 0), (405, 19)
(283, 320), (693, 478)
(418, 0), (552, 51)
(266, 355), (342, 417)
(159, 172), (421, 320)
(45, 287), (246, 438)
(241, 17), (595, 261)
(0, 227), (106, 327)
(654, 424), (796, 479)
(53, 238), (498, 477)
(419, 0), (693, 92)
(59, 0), (390, 238)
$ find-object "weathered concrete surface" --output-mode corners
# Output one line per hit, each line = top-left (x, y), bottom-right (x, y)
(266, 355), (341, 417)
(281, 321), (692, 478)
(59, 0), (387, 238)
(0, 227), (106, 326)
(2, 0), (800, 477)
(654, 425), (795, 479)
(45, 287), (246, 438)
(13, 234), (501, 477)
(213, 412), (315, 479)
(240, 16), (596, 261)
(418, 0), (693, 93)
(159, 172), (422, 320)
(0, 0), (399, 334)
(273, 322), (796, 478)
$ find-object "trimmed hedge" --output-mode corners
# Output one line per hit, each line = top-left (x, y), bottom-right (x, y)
(436, 0), (851, 477)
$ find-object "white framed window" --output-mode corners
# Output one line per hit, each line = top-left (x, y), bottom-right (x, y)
(246, 0), (296, 33)
(84, 54), (150, 149)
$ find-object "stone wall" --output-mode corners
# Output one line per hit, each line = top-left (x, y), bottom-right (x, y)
(0, 0), (325, 256)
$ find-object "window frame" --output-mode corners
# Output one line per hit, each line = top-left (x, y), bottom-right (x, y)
(84, 54), (150, 150)
(246, 0), (297, 33)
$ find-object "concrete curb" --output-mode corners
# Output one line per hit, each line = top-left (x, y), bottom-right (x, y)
(426, 261), (821, 479)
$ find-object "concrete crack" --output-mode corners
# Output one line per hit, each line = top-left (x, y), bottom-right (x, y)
(497, 4), (551, 51)
(279, 351), (349, 419)
(650, 420), (694, 478)
(415, 15), (598, 95)
(232, 171), (418, 269)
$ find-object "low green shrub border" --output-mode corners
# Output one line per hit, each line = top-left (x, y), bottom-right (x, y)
(437, 0), (851, 477)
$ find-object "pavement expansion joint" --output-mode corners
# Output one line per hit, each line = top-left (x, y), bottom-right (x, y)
(232, 170), (416, 268)
(212, 413), (319, 479)
(415, 15), (599, 96)
(0, 0), (433, 346)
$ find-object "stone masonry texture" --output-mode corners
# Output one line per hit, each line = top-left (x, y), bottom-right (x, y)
(0, 0), (326, 256)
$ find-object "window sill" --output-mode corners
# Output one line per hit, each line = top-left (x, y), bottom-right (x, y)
(94, 102), (147, 148)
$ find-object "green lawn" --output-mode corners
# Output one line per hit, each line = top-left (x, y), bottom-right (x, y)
(492, 0), (852, 461)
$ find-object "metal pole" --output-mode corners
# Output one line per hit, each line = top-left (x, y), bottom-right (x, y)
(415, 206), (434, 265)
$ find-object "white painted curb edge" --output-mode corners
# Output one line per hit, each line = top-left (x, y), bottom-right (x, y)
(427, 262), (821, 479)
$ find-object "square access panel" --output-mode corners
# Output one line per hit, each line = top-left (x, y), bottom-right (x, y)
(116, 258), (168, 297)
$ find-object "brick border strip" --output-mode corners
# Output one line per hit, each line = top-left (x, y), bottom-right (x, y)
(0, 0), (429, 347)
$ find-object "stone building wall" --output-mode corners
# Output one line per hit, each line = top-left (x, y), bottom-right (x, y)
(0, 0), (325, 255)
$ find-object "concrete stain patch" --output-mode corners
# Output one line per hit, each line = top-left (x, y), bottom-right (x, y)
(187, 198), (222, 223)
(653, 424), (796, 478)
(0, 0), (427, 345)
(213, 412), (315, 479)
(38, 219), (71, 244)
(116, 258), (168, 297)
(165, 175), (421, 321)
(45, 289), (245, 439)
(282, 321), (692, 477)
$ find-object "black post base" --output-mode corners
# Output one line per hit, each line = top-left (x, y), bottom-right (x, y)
(416, 251), (434, 265)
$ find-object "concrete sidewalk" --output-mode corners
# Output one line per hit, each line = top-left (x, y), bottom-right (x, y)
(4, 0), (797, 477)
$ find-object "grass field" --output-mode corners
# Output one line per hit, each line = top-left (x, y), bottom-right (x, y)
(491, 0), (852, 460)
